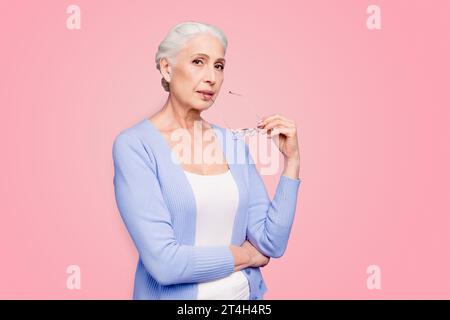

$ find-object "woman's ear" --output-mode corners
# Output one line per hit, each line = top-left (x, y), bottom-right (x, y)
(160, 57), (172, 82)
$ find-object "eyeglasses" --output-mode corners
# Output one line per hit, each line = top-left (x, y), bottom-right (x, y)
(211, 91), (263, 140)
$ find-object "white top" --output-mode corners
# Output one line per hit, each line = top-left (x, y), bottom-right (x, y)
(184, 169), (250, 300)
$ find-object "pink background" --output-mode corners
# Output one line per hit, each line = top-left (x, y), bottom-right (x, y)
(1, 0), (449, 299)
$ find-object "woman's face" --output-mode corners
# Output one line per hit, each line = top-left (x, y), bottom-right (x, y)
(164, 33), (226, 111)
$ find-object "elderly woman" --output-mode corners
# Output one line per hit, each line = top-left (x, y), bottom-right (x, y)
(113, 21), (301, 300)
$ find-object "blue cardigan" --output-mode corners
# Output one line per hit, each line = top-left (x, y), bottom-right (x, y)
(112, 118), (301, 300)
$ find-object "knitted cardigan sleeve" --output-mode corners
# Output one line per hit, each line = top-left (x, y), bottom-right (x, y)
(244, 142), (301, 258)
(113, 132), (234, 286)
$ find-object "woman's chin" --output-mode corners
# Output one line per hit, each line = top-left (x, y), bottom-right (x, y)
(192, 100), (213, 110)
(196, 104), (212, 111)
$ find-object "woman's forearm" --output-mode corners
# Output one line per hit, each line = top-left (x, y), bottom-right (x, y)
(282, 155), (300, 180)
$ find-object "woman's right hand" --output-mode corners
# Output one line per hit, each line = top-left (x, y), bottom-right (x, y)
(241, 240), (270, 268)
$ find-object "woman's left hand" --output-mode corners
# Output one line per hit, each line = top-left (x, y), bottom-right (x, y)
(241, 240), (270, 268)
(257, 114), (300, 161)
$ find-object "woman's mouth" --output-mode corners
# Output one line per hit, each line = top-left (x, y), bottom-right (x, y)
(197, 91), (214, 100)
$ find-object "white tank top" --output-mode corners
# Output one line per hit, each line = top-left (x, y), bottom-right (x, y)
(184, 169), (250, 300)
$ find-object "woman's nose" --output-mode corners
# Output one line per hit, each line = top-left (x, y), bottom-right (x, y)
(203, 66), (217, 84)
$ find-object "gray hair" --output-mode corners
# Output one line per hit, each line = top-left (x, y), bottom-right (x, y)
(155, 21), (228, 92)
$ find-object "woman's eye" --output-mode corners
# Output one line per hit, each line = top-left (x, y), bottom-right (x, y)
(193, 59), (224, 71)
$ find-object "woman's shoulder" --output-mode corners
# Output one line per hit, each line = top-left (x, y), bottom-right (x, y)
(115, 117), (160, 142)
(112, 118), (160, 163)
